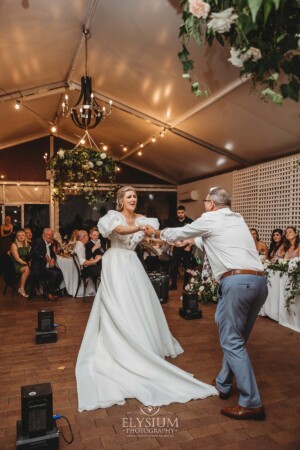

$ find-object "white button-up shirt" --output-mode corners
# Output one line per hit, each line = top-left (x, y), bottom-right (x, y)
(74, 241), (86, 266)
(161, 208), (263, 282)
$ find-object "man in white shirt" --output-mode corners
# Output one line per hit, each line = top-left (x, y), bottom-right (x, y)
(75, 230), (102, 285)
(147, 187), (268, 421)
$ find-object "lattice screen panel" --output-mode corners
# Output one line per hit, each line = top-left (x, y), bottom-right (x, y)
(232, 153), (300, 243)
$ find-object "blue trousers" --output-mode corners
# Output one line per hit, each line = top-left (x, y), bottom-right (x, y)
(215, 274), (268, 408)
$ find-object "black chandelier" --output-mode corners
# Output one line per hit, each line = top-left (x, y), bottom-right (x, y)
(62, 29), (112, 130)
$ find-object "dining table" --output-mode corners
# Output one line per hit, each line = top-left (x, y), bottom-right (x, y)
(57, 255), (97, 298)
(259, 271), (300, 332)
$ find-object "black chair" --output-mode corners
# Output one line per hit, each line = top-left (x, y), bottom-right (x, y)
(72, 253), (100, 302)
(0, 252), (19, 297)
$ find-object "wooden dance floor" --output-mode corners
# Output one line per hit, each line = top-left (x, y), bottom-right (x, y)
(0, 278), (300, 450)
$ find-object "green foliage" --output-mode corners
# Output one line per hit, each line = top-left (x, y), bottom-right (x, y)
(265, 258), (300, 312)
(47, 147), (116, 208)
(179, 0), (300, 104)
(185, 269), (218, 303)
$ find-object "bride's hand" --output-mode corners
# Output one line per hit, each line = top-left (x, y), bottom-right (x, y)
(175, 240), (189, 247)
(144, 225), (155, 237)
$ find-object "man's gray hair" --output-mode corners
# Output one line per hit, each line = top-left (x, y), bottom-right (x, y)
(77, 230), (88, 240)
(43, 227), (53, 235)
(209, 187), (231, 207)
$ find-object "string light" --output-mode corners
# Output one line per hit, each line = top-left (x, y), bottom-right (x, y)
(80, 139), (85, 145)
(115, 165), (121, 172)
(138, 150), (142, 156)
(15, 100), (21, 110)
(151, 137), (156, 143)
(123, 146), (127, 152)
(51, 125), (57, 133)
(0, 175), (5, 179)
(102, 145), (108, 151)
(139, 143), (144, 148)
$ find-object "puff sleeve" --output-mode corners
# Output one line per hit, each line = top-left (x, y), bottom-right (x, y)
(97, 210), (124, 238)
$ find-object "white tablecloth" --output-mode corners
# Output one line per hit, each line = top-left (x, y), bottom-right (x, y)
(260, 272), (300, 332)
(57, 256), (96, 297)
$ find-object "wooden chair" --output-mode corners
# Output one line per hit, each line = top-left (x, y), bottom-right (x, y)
(72, 253), (100, 302)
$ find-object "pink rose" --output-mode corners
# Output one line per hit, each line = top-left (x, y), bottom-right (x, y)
(188, 0), (211, 19)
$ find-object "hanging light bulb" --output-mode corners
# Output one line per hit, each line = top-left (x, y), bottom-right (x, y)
(138, 150), (142, 156)
(80, 139), (85, 145)
(15, 101), (21, 110)
(151, 137), (156, 143)
(102, 145), (108, 151)
(51, 125), (57, 133)
(123, 146), (127, 152)
(140, 143), (144, 148)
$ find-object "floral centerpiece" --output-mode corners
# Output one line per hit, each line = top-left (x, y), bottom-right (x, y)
(46, 146), (116, 207)
(178, 0), (300, 104)
(185, 269), (218, 303)
(264, 257), (300, 312)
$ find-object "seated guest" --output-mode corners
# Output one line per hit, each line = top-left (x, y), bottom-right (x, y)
(24, 227), (33, 247)
(250, 228), (268, 258)
(75, 230), (102, 285)
(0, 215), (14, 253)
(268, 228), (283, 261)
(10, 230), (30, 297)
(53, 230), (63, 255)
(64, 229), (79, 254)
(85, 228), (105, 262)
(30, 228), (63, 300)
(278, 226), (300, 259)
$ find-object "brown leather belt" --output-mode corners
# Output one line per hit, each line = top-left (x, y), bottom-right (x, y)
(221, 269), (265, 280)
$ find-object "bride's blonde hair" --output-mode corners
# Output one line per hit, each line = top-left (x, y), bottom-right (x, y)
(116, 186), (137, 211)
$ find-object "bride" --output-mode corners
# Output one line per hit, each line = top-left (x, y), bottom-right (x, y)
(76, 186), (217, 410)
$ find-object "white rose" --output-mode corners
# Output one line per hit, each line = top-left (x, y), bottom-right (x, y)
(57, 149), (65, 159)
(207, 7), (238, 34)
(246, 47), (262, 62)
(199, 286), (205, 292)
(96, 160), (103, 166)
(188, 0), (210, 19)
(228, 47), (244, 68)
(185, 284), (190, 291)
(100, 153), (107, 159)
(190, 277), (195, 283)
(88, 161), (94, 168)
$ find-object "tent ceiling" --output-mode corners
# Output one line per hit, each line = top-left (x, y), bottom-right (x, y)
(0, 0), (299, 185)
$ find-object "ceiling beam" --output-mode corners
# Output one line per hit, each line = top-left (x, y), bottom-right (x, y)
(170, 128), (249, 165)
(0, 133), (50, 150)
(0, 82), (67, 103)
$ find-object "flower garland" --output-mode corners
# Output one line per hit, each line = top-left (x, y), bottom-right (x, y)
(264, 257), (300, 312)
(47, 147), (116, 208)
(185, 269), (219, 303)
(178, 0), (300, 104)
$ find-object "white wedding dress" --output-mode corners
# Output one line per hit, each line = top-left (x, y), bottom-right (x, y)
(76, 211), (217, 410)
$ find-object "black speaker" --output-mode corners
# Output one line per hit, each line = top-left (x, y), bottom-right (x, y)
(179, 291), (202, 320)
(21, 383), (54, 437)
(38, 310), (54, 332)
(16, 420), (59, 450)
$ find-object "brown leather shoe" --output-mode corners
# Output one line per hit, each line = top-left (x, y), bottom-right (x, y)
(221, 404), (266, 420)
(212, 379), (231, 400)
(47, 293), (58, 301)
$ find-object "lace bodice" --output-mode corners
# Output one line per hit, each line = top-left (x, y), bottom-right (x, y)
(98, 210), (159, 251)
